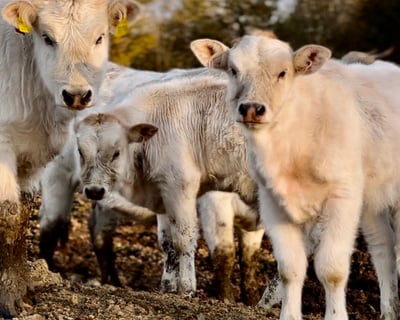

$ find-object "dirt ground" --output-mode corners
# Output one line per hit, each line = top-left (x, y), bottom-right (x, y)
(10, 193), (395, 319)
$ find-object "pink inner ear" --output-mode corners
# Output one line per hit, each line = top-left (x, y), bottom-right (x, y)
(309, 51), (317, 62)
(207, 44), (215, 56)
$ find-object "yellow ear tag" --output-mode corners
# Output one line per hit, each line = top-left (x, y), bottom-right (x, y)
(17, 16), (32, 33)
(114, 17), (129, 38)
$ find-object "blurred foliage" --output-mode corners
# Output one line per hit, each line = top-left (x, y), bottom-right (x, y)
(110, 0), (400, 71)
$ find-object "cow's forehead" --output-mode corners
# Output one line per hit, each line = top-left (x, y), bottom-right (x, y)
(98, 123), (126, 149)
(35, 0), (109, 37)
(78, 119), (126, 151)
(230, 35), (293, 73)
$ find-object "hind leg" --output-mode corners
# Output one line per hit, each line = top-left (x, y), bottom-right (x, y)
(198, 192), (236, 303)
(238, 228), (264, 305)
(362, 208), (399, 319)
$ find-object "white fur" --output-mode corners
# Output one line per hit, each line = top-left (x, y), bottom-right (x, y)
(191, 36), (400, 320)
(47, 69), (262, 298)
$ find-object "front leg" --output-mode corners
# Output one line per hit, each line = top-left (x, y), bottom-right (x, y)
(0, 141), (28, 318)
(258, 187), (307, 320)
(157, 214), (178, 293)
(160, 175), (200, 296)
(39, 148), (79, 269)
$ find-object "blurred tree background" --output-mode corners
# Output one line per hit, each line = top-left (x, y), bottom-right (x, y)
(110, 0), (400, 71)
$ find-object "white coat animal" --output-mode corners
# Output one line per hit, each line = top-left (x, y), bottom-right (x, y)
(191, 35), (400, 320)
(44, 69), (266, 304)
(0, 0), (140, 317)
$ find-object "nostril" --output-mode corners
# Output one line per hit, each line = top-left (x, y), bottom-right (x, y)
(84, 187), (105, 201)
(238, 104), (248, 117)
(98, 187), (105, 199)
(80, 90), (92, 106)
(256, 104), (266, 116)
(62, 90), (75, 107)
(84, 188), (92, 199)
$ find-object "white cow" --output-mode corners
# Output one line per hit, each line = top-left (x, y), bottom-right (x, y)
(0, 0), (140, 316)
(191, 35), (400, 320)
(42, 69), (266, 304)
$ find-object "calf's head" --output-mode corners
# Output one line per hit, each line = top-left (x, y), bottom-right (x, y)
(190, 35), (331, 129)
(75, 113), (157, 200)
(2, 0), (141, 110)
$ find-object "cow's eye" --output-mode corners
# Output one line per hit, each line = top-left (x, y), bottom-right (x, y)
(278, 70), (286, 79)
(42, 34), (55, 47)
(112, 150), (120, 162)
(96, 34), (104, 45)
(229, 67), (238, 78)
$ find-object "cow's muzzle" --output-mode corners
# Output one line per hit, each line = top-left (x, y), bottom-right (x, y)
(238, 103), (267, 125)
(84, 186), (105, 201)
(62, 89), (93, 110)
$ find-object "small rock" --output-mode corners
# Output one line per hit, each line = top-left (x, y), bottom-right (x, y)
(71, 294), (79, 305)
(28, 259), (63, 290)
(69, 274), (84, 283)
(86, 278), (101, 287)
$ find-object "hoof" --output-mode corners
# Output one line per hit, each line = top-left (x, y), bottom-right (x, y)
(0, 275), (27, 319)
(160, 279), (178, 294)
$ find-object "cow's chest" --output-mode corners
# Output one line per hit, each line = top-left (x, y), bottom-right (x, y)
(250, 141), (327, 224)
(12, 124), (66, 177)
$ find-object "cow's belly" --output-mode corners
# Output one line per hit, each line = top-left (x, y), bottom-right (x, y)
(199, 171), (257, 205)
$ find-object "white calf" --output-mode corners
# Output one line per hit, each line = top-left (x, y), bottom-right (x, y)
(191, 35), (400, 320)
(44, 69), (265, 303)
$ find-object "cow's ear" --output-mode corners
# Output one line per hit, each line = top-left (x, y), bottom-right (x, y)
(190, 39), (229, 69)
(108, 0), (141, 34)
(127, 124), (158, 143)
(293, 45), (331, 75)
(2, 0), (37, 34)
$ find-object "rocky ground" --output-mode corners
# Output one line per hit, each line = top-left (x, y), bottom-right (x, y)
(8, 194), (392, 319)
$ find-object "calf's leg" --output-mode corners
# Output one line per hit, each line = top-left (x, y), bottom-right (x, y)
(258, 188), (306, 320)
(161, 176), (200, 296)
(0, 142), (28, 318)
(157, 213), (178, 293)
(88, 205), (122, 286)
(314, 196), (361, 320)
(361, 208), (399, 320)
(238, 228), (264, 305)
(39, 152), (78, 269)
(198, 192), (236, 303)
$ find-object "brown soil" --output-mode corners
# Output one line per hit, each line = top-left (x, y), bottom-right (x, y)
(10, 194), (392, 319)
